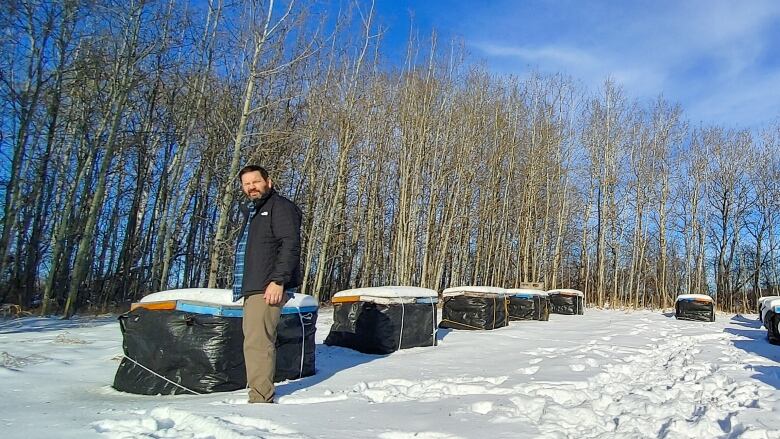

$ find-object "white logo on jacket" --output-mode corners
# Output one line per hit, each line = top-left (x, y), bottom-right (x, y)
(260, 211), (269, 216)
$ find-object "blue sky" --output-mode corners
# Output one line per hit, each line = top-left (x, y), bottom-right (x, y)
(370, 0), (780, 129)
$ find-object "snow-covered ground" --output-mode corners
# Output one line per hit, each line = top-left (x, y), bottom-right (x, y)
(1, 309), (779, 439)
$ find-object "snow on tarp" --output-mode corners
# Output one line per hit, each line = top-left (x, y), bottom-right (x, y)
(138, 288), (318, 313)
(758, 296), (780, 322)
(114, 292), (318, 394)
(547, 289), (585, 315)
(506, 288), (548, 296)
(439, 286), (509, 330)
(325, 286), (438, 354)
(506, 288), (550, 321)
(333, 286), (438, 304)
(547, 288), (584, 297)
(675, 294), (715, 322)
(442, 286), (507, 297)
(675, 294), (714, 303)
(140, 288), (241, 305)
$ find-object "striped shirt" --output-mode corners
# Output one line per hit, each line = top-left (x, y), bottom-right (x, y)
(232, 203), (255, 302)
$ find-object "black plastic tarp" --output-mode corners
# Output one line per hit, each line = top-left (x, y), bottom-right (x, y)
(439, 295), (508, 330)
(675, 300), (714, 322)
(113, 307), (316, 395)
(766, 310), (780, 344)
(549, 294), (584, 315)
(324, 301), (437, 355)
(508, 295), (550, 321)
(275, 308), (317, 382)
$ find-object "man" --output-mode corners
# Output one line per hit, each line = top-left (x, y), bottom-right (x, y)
(233, 165), (302, 403)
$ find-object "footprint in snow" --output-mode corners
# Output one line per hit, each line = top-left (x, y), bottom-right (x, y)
(278, 393), (348, 404)
(470, 401), (494, 415)
(351, 376), (512, 403)
(517, 366), (540, 375)
(211, 398), (248, 405)
(93, 407), (305, 438)
(378, 431), (465, 439)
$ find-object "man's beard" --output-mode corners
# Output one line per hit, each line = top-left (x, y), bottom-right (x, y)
(247, 189), (265, 199)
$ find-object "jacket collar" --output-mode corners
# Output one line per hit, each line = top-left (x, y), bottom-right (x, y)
(251, 188), (275, 211)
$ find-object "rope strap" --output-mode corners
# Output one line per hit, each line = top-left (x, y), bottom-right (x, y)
(396, 297), (438, 350)
(122, 355), (202, 395)
(297, 310), (306, 379)
(430, 297), (437, 346)
(398, 301), (405, 349)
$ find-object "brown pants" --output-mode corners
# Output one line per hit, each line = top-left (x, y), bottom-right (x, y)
(242, 293), (283, 402)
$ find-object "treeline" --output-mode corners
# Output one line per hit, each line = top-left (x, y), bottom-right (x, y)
(1, 0), (778, 316)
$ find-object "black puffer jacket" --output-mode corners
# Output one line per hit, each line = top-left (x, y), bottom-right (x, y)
(239, 189), (302, 296)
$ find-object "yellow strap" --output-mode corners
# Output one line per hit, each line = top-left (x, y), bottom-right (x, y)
(440, 319), (490, 331)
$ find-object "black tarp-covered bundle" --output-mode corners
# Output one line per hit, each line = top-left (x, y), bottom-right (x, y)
(275, 303), (317, 382)
(439, 287), (508, 330)
(506, 290), (550, 321)
(760, 297), (780, 344)
(325, 301), (436, 354)
(675, 294), (715, 322)
(548, 289), (585, 315)
(765, 305), (780, 344)
(113, 308), (245, 395)
(324, 286), (438, 355)
(113, 289), (317, 395)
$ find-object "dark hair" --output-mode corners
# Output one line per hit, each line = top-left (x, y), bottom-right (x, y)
(238, 165), (269, 181)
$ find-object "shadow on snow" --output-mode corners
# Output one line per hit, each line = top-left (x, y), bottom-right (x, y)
(724, 315), (780, 389)
(0, 315), (117, 334)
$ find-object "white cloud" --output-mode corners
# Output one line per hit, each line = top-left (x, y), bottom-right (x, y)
(464, 1), (780, 126)
(472, 42), (599, 68)
(675, 1), (780, 47)
(685, 70), (780, 128)
(470, 42), (667, 99)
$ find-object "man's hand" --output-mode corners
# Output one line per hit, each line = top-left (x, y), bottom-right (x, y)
(264, 281), (284, 305)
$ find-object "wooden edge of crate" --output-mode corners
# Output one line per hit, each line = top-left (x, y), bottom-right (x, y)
(130, 301), (178, 311)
